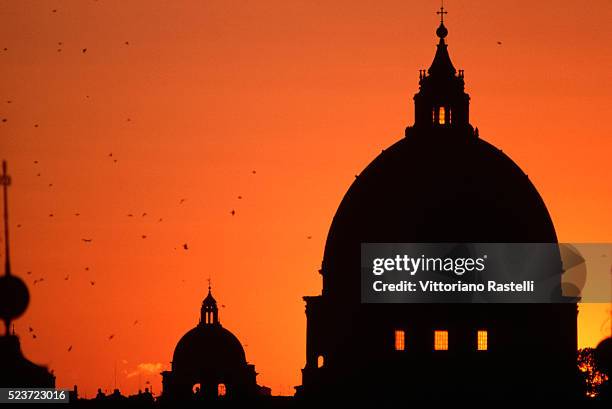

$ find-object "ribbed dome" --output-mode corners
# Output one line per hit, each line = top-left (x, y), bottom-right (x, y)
(321, 133), (558, 300)
(172, 324), (246, 377)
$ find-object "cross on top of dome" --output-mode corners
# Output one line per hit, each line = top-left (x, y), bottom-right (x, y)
(437, 2), (448, 24)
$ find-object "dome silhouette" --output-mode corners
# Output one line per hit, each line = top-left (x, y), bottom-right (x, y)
(299, 12), (577, 402)
(172, 324), (247, 376)
(322, 134), (558, 300)
(161, 286), (262, 401)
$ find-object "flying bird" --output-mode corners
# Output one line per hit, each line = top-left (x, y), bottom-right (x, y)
(307, 236), (312, 240)
(67, 345), (72, 352)
(85, 267), (90, 271)
(237, 196), (242, 199)
(142, 212), (147, 217)
(252, 170), (256, 174)
(158, 218), (163, 222)
(74, 213), (80, 216)
(82, 48), (87, 53)
(28, 327), (33, 332)
(82, 238), (92, 243)
(64, 275), (69, 280)
(127, 214), (134, 217)
(497, 41), (502, 45)
(179, 198), (187, 204)
(230, 210), (235, 216)
(90, 281), (95, 286)
(32, 334), (37, 339)
(34, 124), (39, 128)
(141, 235), (147, 239)
(108, 334), (115, 340)
(48, 213), (54, 217)
(133, 320), (139, 325)
(183, 243), (188, 250)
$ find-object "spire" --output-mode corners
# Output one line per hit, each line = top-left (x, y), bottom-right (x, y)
(0, 161), (30, 336)
(1, 161), (12, 276)
(429, 3), (456, 77)
(200, 281), (219, 326)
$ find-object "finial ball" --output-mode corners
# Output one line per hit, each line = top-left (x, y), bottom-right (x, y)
(436, 23), (448, 39)
(0, 274), (29, 322)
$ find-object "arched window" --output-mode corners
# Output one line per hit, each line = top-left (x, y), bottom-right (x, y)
(192, 383), (201, 395)
(317, 355), (324, 368)
(434, 330), (448, 350)
(438, 107), (446, 125)
(394, 330), (405, 351)
(217, 383), (226, 397)
(477, 330), (488, 351)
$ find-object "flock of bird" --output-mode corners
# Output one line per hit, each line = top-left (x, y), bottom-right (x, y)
(1, 17), (262, 350)
(19, 156), (259, 349)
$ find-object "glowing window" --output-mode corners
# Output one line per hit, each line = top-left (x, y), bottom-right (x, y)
(434, 330), (448, 350)
(192, 383), (201, 394)
(477, 330), (488, 351)
(438, 107), (446, 124)
(394, 330), (405, 351)
(217, 383), (226, 397)
(317, 355), (324, 368)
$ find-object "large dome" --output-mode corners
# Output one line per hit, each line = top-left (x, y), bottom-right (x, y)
(172, 324), (247, 377)
(321, 133), (558, 299)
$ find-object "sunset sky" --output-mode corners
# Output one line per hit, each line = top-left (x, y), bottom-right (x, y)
(1, 0), (611, 397)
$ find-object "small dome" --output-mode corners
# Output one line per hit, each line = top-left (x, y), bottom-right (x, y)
(172, 324), (247, 377)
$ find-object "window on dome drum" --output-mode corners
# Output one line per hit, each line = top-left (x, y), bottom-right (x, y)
(217, 383), (226, 397)
(317, 355), (324, 368)
(438, 107), (446, 124)
(434, 330), (448, 350)
(394, 330), (405, 351)
(477, 330), (488, 351)
(192, 383), (201, 394)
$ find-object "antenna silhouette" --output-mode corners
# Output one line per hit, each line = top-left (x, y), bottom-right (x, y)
(1, 160), (12, 276)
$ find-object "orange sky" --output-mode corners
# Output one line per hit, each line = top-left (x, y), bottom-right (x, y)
(1, 0), (611, 398)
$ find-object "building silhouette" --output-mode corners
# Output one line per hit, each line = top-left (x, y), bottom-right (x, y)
(297, 10), (578, 403)
(0, 161), (55, 388)
(160, 284), (268, 402)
